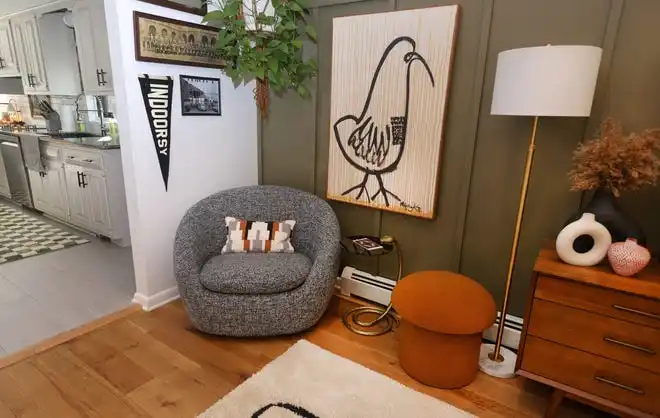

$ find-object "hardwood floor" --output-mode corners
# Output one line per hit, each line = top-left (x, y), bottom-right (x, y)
(0, 299), (607, 418)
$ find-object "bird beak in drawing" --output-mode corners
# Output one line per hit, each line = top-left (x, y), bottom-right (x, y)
(404, 51), (435, 87)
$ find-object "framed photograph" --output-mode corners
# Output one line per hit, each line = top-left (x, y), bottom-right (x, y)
(180, 75), (221, 116)
(136, 0), (207, 16)
(134, 11), (224, 68)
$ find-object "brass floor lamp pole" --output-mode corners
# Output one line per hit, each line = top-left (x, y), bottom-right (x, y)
(479, 44), (602, 379)
(489, 115), (538, 362)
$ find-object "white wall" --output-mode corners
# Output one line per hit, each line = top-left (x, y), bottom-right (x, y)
(104, 0), (259, 309)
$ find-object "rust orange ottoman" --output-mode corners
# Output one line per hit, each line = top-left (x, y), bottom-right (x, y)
(391, 270), (496, 388)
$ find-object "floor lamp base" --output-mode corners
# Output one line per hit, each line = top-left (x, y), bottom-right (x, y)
(478, 343), (517, 379)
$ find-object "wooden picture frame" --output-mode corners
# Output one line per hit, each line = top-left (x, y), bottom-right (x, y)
(326, 6), (459, 220)
(136, 0), (208, 16)
(134, 11), (224, 69)
(180, 75), (222, 116)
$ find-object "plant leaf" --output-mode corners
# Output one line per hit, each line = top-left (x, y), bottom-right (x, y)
(292, 39), (302, 49)
(268, 58), (278, 73)
(202, 10), (225, 22)
(296, 84), (310, 98)
(305, 25), (317, 41)
(224, 1), (240, 16)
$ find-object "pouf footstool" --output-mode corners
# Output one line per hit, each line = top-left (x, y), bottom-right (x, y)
(391, 270), (496, 388)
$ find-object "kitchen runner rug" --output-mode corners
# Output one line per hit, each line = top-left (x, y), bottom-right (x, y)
(0, 203), (89, 264)
(198, 339), (474, 418)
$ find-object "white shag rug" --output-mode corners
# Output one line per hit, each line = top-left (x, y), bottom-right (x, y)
(199, 339), (474, 417)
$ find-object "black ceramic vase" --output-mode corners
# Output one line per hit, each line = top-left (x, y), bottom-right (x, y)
(568, 188), (646, 253)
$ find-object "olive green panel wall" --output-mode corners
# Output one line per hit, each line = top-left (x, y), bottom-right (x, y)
(605, 0), (660, 256)
(259, 0), (660, 316)
(460, 0), (612, 315)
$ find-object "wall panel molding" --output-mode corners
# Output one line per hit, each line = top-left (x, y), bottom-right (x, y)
(584, 0), (624, 139)
(258, 0), (659, 316)
(454, 0), (493, 271)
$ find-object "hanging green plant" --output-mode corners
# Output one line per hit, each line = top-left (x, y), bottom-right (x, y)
(204, 0), (318, 117)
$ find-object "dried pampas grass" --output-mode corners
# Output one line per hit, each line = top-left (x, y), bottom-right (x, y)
(569, 118), (660, 197)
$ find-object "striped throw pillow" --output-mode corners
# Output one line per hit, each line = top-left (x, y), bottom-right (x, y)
(221, 217), (296, 253)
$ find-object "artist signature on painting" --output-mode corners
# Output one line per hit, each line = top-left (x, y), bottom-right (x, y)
(400, 201), (422, 213)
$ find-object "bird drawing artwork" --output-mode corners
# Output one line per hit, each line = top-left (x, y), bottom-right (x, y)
(332, 36), (435, 207)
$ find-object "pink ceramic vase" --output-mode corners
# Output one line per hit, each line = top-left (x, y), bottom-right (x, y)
(607, 238), (651, 277)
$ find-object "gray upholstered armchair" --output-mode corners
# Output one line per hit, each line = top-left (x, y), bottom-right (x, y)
(174, 185), (341, 337)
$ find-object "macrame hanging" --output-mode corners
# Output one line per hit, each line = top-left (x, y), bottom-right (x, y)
(241, 0), (277, 118)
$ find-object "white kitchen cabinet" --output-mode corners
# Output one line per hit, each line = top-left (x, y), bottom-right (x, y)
(11, 9), (81, 95)
(64, 165), (111, 236)
(29, 140), (129, 246)
(30, 163), (68, 221)
(65, 164), (91, 229)
(73, 0), (113, 94)
(0, 20), (20, 77)
(11, 15), (48, 93)
(0, 148), (11, 198)
(84, 169), (111, 236)
(28, 169), (45, 209)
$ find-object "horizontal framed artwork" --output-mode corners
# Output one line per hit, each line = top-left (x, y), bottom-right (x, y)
(180, 75), (222, 116)
(136, 0), (208, 16)
(133, 11), (224, 68)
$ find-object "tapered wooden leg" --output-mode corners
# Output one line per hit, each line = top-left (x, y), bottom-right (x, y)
(545, 389), (565, 418)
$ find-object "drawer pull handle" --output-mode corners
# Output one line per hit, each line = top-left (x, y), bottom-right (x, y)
(612, 304), (660, 321)
(603, 337), (656, 355)
(594, 376), (645, 395)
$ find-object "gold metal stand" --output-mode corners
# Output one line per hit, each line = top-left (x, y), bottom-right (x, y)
(342, 236), (402, 336)
(489, 116), (539, 361)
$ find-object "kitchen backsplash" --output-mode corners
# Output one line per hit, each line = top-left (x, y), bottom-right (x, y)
(0, 94), (117, 133)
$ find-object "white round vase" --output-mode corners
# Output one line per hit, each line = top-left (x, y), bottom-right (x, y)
(556, 213), (611, 266)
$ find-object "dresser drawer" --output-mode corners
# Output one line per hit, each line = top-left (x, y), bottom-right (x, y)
(521, 336), (660, 415)
(529, 299), (660, 374)
(536, 275), (660, 330)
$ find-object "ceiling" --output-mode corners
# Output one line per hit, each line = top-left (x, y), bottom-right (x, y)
(0, 0), (62, 17)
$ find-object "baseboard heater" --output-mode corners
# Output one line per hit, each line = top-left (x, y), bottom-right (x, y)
(337, 266), (522, 351)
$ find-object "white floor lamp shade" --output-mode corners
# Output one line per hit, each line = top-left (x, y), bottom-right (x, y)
(491, 45), (602, 117)
(480, 45), (602, 379)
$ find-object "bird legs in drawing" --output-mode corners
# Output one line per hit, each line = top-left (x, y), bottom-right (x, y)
(371, 174), (401, 206)
(341, 173), (401, 207)
(342, 173), (371, 202)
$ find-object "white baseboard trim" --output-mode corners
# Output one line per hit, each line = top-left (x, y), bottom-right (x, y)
(133, 287), (180, 311)
(482, 313), (523, 351)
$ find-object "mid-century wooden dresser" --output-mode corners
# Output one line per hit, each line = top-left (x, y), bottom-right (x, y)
(517, 248), (660, 418)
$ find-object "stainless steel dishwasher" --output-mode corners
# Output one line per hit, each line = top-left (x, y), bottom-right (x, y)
(0, 133), (33, 208)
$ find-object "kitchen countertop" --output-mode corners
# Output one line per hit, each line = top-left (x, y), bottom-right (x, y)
(4, 131), (121, 150)
(37, 134), (121, 150)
